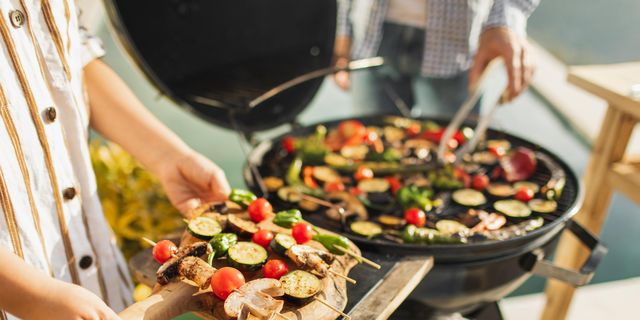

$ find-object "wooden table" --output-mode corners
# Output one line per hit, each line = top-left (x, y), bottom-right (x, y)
(130, 249), (433, 320)
(542, 62), (640, 320)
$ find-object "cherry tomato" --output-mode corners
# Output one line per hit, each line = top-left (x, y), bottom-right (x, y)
(252, 229), (274, 248)
(385, 177), (402, 194)
(262, 259), (289, 279)
(363, 130), (379, 144)
(324, 180), (345, 193)
(404, 208), (426, 227)
(282, 136), (296, 154)
(405, 123), (421, 137)
(248, 198), (273, 223)
(349, 187), (365, 197)
(423, 128), (461, 149)
(292, 222), (314, 244)
(515, 187), (534, 202)
(472, 174), (490, 191)
(354, 166), (374, 181)
(152, 240), (178, 264)
(453, 131), (466, 145)
(338, 120), (366, 142)
(454, 167), (471, 188)
(210, 267), (245, 300)
(491, 166), (504, 180)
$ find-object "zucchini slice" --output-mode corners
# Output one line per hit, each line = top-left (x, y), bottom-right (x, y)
(350, 221), (383, 238)
(340, 145), (369, 160)
(227, 242), (268, 271)
(324, 153), (351, 167)
(280, 270), (322, 303)
(227, 214), (259, 237)
(312, 166), (341, 183)
(270, 233), (296, 256)
(188, 216), (222, 240)
(378, 215), (406, 229)
(494, 200), (532, 218)
(357, 178), (390, 193)
(277, 187), (302, 203)
(452, 189), (487, 207)
(528, 199), (557, 213)
(487, 183), (516, 198)
(263, 177), (284, 192)
(513, 181), (540, 193)
(471, 151), (498, 165)
(435, 220), (470, 236)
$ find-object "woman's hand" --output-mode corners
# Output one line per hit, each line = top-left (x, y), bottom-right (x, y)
(38, 281), (120, 320)
(469, 27), (535, 101)
(157, 150), (231, 216)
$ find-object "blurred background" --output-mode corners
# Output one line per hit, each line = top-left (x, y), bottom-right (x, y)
(83, 0), (640, 316)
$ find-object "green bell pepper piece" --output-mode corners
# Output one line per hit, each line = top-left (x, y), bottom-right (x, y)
(208, 233), (238, 264)
(229, 189), (257, 208)
(312, 234), (351, 255)
(273, 209), (303, 228)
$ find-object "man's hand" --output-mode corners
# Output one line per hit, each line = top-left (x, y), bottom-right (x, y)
(469, 27), (535, 101)
(333, 35), (352, 91)
(157, 150), (231, 216)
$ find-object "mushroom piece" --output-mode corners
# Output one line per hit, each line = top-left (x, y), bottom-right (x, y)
(156, 242), (211, 285)
(286, 245), (335, 277)
(224, 279), (285, 319)
(325, 191), (368, 222)
(177, 256), (216, 290)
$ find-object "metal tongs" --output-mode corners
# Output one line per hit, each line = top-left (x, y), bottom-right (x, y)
(436, 58), (509, 164)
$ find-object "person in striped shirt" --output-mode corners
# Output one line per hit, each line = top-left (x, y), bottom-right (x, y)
(0, 1), (230, 319)
(334, 0), (539, 117)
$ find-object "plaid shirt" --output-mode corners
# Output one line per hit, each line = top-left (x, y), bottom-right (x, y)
(338, 0), (539, 77)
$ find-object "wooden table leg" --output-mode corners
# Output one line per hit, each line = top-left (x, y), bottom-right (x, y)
(541, 108), (636, 320)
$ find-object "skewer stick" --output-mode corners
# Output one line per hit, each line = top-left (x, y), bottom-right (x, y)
(141, 237), (157, 247)
(314, 297), (351, 320)
(183, 218), (190, 224)
(328, 270), (356, 284)
(333, 245), (381, 270)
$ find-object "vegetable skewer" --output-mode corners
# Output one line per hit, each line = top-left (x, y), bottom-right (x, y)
(332, 245), (381, 269)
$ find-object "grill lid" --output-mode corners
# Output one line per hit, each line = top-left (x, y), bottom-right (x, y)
(104, 0), (337, 133)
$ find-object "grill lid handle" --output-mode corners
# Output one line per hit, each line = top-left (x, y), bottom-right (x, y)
(520, 219), (608, 286)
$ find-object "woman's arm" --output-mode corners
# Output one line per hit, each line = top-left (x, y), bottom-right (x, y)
(84, 60), (230, 214)
(0, 247), (119, 319)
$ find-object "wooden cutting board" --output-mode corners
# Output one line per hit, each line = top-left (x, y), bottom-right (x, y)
(120, 214), (361, 320)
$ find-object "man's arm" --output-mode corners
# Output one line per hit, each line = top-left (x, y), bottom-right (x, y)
(85, 60), (230, 214)
(0, 247), (118, 319)
(333, 0), (353, 90)
(469, 0), (541, 100)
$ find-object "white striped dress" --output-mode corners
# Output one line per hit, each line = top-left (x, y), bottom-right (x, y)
(0, 0), (133, 318)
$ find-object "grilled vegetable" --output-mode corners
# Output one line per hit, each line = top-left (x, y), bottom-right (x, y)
(435, 220), (470, 236)
(366, 148), (402, 162)
(152, 240), (178, 264)
(248, 198), (273, 223)
(396, 185), (433, 211)
(227, 214), (259, 237)
(229, 189), (257, 208)
(354, 166), (374, 181)
(286, 245), (335, 277)
(341, 144), (369, 160)
(270, 233), (296, 256)
(252, 230), (275, 248)
(452, 189), (487, 207)
(494, 200), (532, 218)
(263, 176), (284, 192)
(298, 125), (330, 164)
(472, 151), (498, 165)
(188, 216), (222, 240)
(528, 199), (558, 213)
(224, 278), (284, 319)
(179, 256), (217, 290)
(228, 242), (269, 271)
(273, 209), (303, 228)
(312, 234), (351, 255)
(487, 183), (516, 198)
(501, 147), (537, 182)
(514, 187), (535, 202)
(536, 152), (567, 200)
(513, 181), (540, 193)
(482, 217), (544, 240)
(378, 215), (406, 229)
(404, 208), (426, 227)
(277, 186), (302, 203)
(262, 259), (289, 280)
(208, 233), (238, 263)
(156, 242), (210, 285)
(402, 225), (464, 244)
(292, 222), (314, 244)
(312, 166), (341, 183)
(357, 178), (390, 193)
(280, 270), (323, 303)
(350, 221), (383, 238)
